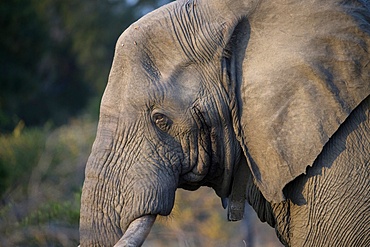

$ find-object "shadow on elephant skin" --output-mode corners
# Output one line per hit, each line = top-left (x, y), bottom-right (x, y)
(228, 18), (266, 182)
(283, 95), (369, 206)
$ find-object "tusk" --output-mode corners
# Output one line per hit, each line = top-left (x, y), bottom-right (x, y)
(114, 215), (157, 247)
(221, 197), (229, 209)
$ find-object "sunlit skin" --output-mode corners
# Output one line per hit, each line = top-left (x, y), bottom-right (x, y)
(79, 0), (370, 246)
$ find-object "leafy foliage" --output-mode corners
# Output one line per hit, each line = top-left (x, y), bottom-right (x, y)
(0, 0), (172, 133)
(0, 124), (46, 196)
(0, 118), (95, 246)
(0, 0), (89, 131)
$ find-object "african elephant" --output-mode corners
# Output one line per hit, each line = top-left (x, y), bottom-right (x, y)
(79, 0), (370, 246)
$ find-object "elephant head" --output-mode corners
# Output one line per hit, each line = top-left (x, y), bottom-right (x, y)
(80, 0), (370, 245)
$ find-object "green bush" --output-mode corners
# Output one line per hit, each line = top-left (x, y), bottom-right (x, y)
(0, 118), (96, 246)
(20, 191), (81, 227)
(0, 124), (46, 196)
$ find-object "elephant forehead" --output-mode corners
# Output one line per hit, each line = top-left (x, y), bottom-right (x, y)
(123, 65), (201, 112)
(115, 3), (189, 71)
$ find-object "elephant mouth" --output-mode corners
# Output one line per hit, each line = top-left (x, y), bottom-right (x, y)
(114, 214), (157, 247)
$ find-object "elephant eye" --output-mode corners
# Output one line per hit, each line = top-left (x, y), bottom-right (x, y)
(152, 113), (172, 132)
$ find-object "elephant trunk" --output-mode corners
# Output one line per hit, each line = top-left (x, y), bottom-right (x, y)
(80, 110), (178, 246)
(113, 215), (157, 247)
(80, 113), (127, 245)
(80, 154), (124, 246)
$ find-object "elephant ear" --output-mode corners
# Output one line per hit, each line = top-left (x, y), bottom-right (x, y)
(231, 1), (370, 202)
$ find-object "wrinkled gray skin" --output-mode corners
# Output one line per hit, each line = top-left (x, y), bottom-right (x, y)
(80, 0), (370, 246)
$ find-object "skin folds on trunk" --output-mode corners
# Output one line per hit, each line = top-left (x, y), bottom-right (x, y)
(114, 215), (157, 247)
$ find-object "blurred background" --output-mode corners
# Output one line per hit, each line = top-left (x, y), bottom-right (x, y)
(0, 0), (282, 246)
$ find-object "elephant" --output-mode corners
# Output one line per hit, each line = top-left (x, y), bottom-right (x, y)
(79, 0), (370, 246)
